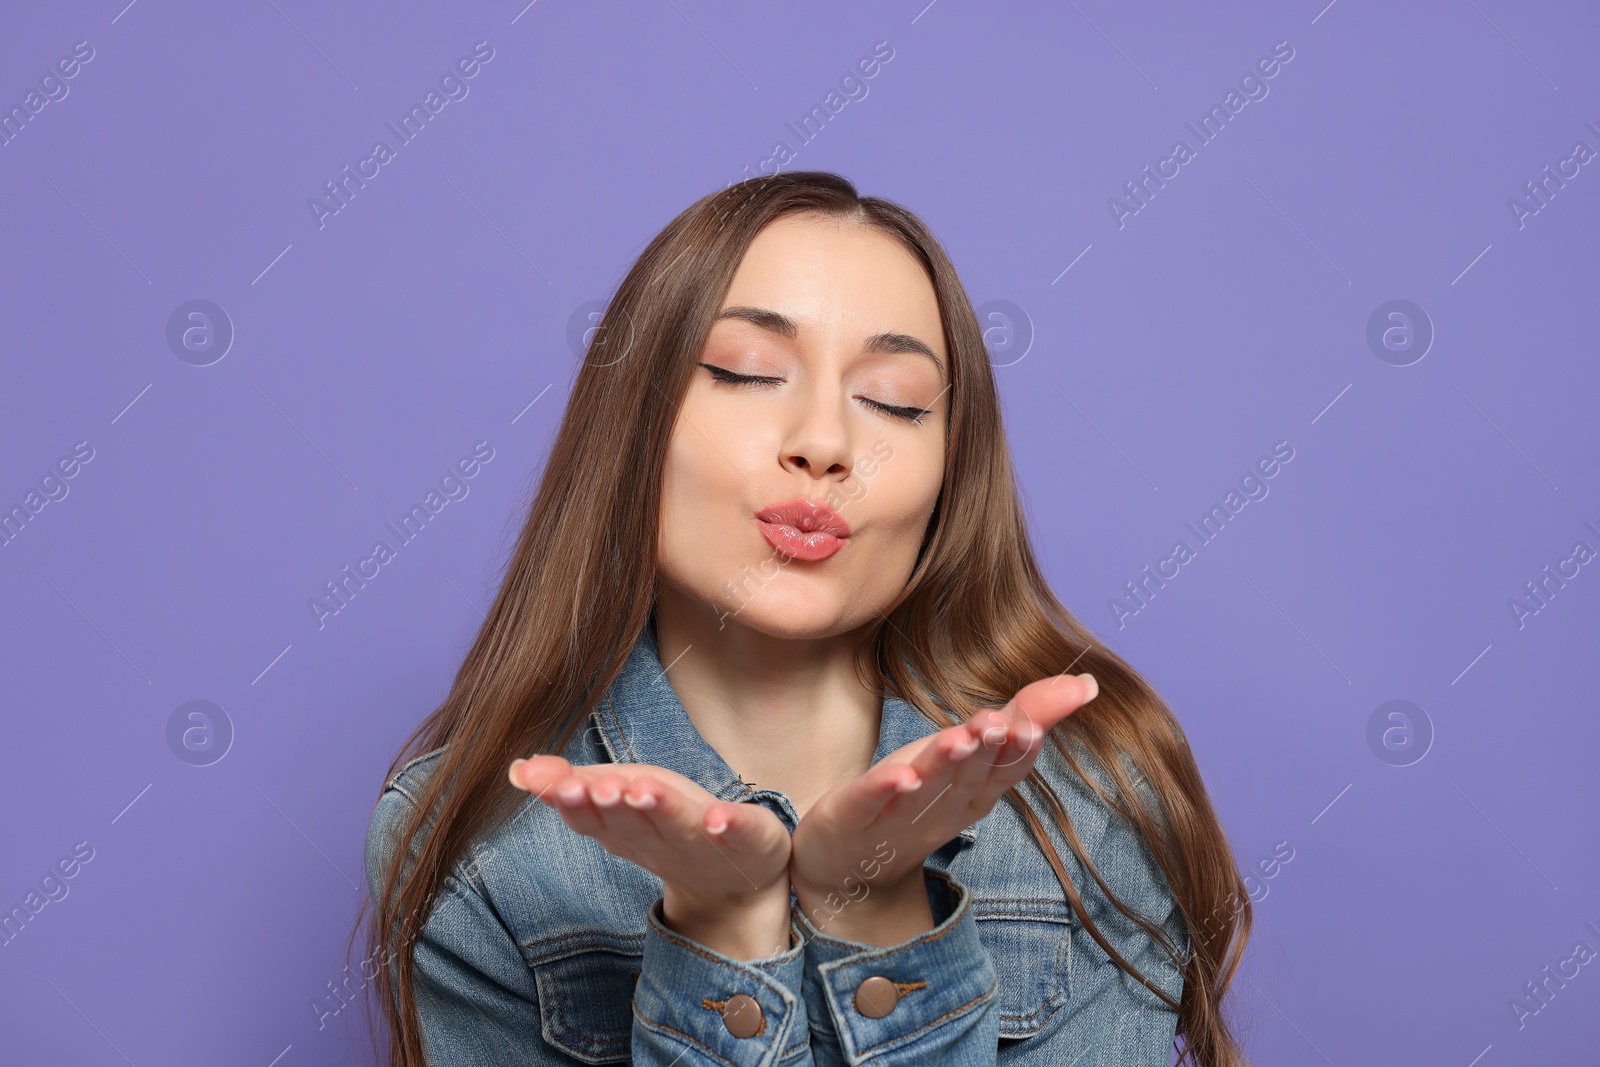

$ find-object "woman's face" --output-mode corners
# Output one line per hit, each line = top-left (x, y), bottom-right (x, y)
(656, 213), (950, 641)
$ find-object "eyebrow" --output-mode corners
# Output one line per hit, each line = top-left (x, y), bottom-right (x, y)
(713, 306), (945, 376)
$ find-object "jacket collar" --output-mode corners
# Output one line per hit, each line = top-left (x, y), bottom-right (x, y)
(587, 616), (980, 845)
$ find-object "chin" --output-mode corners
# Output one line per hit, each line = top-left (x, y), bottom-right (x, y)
(712, 585), (860, 641)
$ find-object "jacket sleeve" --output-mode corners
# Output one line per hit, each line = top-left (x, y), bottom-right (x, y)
(366, 778), (815, 1066)
(365, 780), (557, 1065)
(632, 894), (815, 1066)
(792, 866), (1001, 1066)
(1030, 760), (1188, 1066)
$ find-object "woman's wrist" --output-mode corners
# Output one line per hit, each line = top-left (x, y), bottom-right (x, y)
(660, 881), (794, 961)
(793, 868), (934, 946)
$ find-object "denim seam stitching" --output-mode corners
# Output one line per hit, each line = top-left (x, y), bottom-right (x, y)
(519, 929), (646, 954)
(630, 1008), (740, 1067)
(841, 972), (999, 1059)
(533, 966), (632, 1058)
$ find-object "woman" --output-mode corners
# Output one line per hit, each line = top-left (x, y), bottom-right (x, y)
(360, 171), (1251, 1065)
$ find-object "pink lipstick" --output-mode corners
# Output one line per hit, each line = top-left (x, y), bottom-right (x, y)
(754, 498), (852, 562)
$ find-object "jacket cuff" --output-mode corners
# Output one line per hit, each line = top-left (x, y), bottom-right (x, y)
(632, 895), (811, 1066)
(794, 867), (998, 1062)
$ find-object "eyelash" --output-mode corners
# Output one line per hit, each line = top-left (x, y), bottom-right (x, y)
(699, 363), (931, 424)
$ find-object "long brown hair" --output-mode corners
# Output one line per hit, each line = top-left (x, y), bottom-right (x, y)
(353, 171), (1251, 1066)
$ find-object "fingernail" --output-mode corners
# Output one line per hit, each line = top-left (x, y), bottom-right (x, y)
(895, 774), (922, 793)
(508, 759), (525, 785)
(557, 782), (586, 804)
(624, 790), (656, 810)
(1077, 673), (1099, 702)
(706, 816), (727, 834)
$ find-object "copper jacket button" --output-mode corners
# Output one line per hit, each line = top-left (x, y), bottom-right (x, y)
(721, 993), (763, 1038)
(854, 975), (900, 1018)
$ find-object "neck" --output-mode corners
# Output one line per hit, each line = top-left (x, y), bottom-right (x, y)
(651, 587), (881, 818)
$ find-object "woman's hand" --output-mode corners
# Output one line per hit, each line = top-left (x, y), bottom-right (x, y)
(508, 756), (794, 959)
(788, 672), (1099, 945)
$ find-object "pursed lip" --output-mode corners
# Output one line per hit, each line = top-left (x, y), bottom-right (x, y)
(753, 498), (852, 538)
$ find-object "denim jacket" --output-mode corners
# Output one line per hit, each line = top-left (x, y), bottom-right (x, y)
(365, 620), (1187, 1065)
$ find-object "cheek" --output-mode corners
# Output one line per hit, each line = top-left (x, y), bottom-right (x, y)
(656, 401), (760, 567)
(862, 447), (943, 553)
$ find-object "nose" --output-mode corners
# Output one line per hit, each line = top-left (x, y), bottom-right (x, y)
(779, 386), (855, 484)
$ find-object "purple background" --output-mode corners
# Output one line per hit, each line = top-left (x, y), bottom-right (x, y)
(2, 1), (1596, 1064)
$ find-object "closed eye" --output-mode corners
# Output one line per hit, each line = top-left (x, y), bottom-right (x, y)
(698, 363), (931, 425)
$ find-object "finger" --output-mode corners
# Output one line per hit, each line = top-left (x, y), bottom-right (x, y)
(905, 719), (986, 791)
(974, 707), (1044, 775)
(855, 760), (930, 829)
(548, 773), (609, 837)
(703, 799), (786, 854)
(972, 673), (1096, 775)
(588, 773), (671, 853)
(1013, 672), (1099, 733)
(508, 755), (574, 800)
(948, 710), (1013, 793)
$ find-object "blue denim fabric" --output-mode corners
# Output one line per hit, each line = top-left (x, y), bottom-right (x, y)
(365, 619), (1187, 1064)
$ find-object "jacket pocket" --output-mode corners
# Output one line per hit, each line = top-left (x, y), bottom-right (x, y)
(972, 896), (1073, 1039)
(527, 931), (644, 1064)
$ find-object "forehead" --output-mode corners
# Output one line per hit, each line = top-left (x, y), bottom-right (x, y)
(719, 214), (946, 359)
